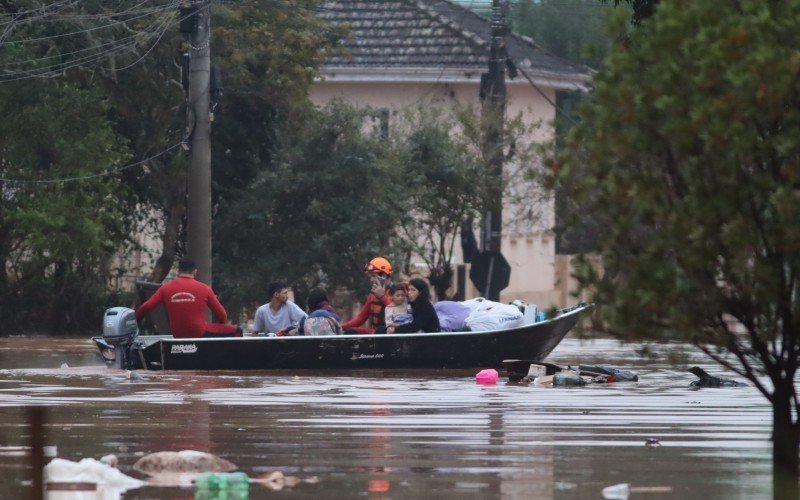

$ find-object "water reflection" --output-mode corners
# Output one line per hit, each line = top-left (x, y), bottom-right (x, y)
(0, 337), (773, 499)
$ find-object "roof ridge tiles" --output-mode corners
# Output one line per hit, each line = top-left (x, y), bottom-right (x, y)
(318, 0), (593, 82)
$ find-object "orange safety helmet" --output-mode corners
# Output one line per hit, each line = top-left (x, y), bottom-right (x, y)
(364, 257), (392, 276)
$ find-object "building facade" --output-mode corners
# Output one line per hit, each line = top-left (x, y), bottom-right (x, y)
(311, 0), (592, 307)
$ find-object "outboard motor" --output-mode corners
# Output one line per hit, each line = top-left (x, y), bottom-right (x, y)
(101, 307), (140, 369)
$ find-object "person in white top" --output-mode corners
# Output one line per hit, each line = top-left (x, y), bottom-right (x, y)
(252, 282), (307, 335)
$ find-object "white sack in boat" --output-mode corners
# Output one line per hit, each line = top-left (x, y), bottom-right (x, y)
(462, 298), (524, 331)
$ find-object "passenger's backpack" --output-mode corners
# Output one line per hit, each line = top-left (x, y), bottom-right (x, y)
(301, 316), (342, 336)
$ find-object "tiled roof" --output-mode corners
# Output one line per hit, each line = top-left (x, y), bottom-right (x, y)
(318, 0), (591, 81)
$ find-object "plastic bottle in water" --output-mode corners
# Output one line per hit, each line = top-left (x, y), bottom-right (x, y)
(194, 490), (249, 500)
(195, 471), (250, 491)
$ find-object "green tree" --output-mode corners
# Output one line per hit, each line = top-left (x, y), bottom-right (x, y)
(554, 0), (800, 494)
(0, 80), (132, 333)
(512, 0), (621, 69)
(213, 101), (405, 314)
(105, 0), (341, 282)
(605, 0), (659, 25)
(394, 107), (496, 299)
(210, 0), (341, 199)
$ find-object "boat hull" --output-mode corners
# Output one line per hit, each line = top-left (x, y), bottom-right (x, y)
(93, 304), (589, 371)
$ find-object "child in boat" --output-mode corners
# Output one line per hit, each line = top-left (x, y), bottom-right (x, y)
(384, 283), (411, 326)
(387, 278), (440, 334)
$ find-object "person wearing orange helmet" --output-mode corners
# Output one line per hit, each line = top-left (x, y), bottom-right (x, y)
(342, 257), (394, 335)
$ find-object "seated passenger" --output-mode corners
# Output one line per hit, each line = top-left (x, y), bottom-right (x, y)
(387, 278), (440, 334)
(384, 283), (411, 326)
(253, 282), (308, 336)
(135, 258), (241, 339)
(299, 288), (342, 336)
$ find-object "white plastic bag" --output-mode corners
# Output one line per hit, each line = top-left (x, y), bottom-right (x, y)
(464, 299), (524, 331)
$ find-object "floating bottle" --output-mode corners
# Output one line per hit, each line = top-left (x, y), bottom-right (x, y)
(195, 471), (250, 491)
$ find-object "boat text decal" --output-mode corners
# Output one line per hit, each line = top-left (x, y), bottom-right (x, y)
(355, 353), (384, 360)
(171, 343), (198, 354)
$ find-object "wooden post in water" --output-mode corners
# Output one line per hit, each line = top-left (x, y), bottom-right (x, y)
(27, 406), (45, 500)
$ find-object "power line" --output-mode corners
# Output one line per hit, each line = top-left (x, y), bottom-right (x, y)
(0, 141), (183, 184)
(0, 1), (180, 46)
(0, 13), (173, 76)
(511, 57), (582, 125)
(0, 3), (197, 82)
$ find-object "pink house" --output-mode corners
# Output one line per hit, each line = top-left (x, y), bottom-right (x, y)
(310, 0), (592, 307)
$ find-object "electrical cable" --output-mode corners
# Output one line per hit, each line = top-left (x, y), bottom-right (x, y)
(0, 1), (180, 46)
(0, 3), (190, 82)
(0, 141), (184, 184)
(0, 13), (172, 71)
(511, 57), (583, 125)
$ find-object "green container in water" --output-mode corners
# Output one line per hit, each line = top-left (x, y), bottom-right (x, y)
(195, 472), (249, 500)
(194, 489), (249, 500)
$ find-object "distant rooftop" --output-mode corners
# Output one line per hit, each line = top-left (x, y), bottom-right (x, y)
(318, 0), (592, 88)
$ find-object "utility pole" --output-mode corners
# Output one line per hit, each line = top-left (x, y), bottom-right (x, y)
(185, 0), (212, 285)
(480, 0), (508, 301)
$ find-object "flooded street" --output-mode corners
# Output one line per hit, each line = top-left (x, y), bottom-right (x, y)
(0, 336), (772, 499)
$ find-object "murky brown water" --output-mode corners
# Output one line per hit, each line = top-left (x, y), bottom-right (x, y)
(0, 335), (772, 499)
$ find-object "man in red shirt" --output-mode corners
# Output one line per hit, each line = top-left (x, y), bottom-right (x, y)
(135, 259), (241, 338)
(342, 257), (393, 335)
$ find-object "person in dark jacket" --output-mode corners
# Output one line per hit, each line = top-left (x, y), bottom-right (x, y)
(306, 288), (340, 320)
(387, 278), (440, 334)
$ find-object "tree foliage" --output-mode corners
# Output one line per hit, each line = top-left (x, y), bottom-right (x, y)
(394, 108), (493, 300)
(512, 0), (624, 69)
(0, 0), (340, 332)
(211, 0), (342, 199)
(0, 79), (133, 333)
(555, 0), (800, 490)
(606, 0), (659, 25)
(213, 101), (407, 313)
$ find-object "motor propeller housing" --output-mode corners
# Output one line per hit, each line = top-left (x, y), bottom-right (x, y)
(102, 307), (139, 347)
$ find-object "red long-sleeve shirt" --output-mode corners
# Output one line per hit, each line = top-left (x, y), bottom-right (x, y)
(341, 292), (391, 333)
(135, 275), (228, 338)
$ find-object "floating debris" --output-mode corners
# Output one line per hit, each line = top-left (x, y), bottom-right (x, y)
(253, 470), (319, 491)
(475, 369), (499, 385)
(688, 367), (748, 388)
(603, 482), (674, 499)
(580, 365), (639, 382)
(44, 457), (143, 494)
(503, 360), (640, 386)
(553, 371), (586, 386)
(133, 450), (236, 475)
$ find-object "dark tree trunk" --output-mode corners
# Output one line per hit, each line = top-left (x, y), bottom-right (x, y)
(48, 262), (67, 334)
(428, 264), (453, 301)
(148, 202), (185, 283)
(772, 382), (799, 500)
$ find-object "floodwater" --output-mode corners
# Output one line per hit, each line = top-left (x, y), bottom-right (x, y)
(0, 336), (773, 499)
